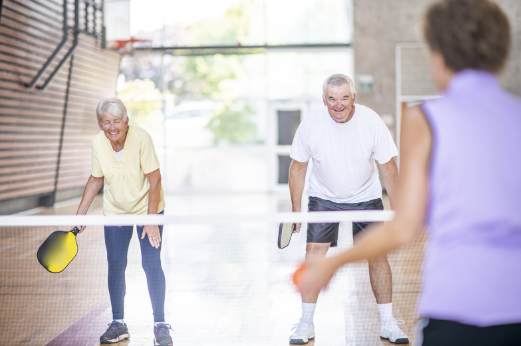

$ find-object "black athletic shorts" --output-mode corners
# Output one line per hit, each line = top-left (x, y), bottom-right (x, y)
(307, 196), (384, 247)
(417, 318), (521, 346)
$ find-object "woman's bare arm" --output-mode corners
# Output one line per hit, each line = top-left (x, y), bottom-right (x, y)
(146, 168), (161, 215)
(141, 168), (162, 249)
(73, 175), (104, 232)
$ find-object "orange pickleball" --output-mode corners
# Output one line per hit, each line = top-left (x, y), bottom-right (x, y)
(292, 263), (308, 287)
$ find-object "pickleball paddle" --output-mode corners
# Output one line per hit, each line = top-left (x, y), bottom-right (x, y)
(37, 227), (80, 273)
(278, 222), (296, 249)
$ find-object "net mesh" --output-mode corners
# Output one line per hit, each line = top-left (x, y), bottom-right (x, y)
(0, 213), (425, 346)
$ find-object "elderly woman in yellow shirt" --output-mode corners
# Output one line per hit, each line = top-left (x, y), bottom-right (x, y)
(74, 98), (172, 346)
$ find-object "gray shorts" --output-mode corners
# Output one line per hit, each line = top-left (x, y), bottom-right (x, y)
(307, 196), (384, 247)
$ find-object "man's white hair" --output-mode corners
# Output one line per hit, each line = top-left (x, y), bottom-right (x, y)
(96, 97), (128, 123)
(322, 74), (356, 99)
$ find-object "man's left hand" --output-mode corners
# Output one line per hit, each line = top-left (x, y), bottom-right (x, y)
(142, 225), (161, 249)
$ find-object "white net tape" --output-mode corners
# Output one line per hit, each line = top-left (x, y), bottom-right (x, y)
(0, 210), (395, 226)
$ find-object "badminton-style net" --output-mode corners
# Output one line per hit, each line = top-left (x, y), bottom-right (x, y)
(0, 211), (425, 346)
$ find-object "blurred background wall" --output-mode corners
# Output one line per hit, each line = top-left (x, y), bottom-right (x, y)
(353, 0), (521, 143)
(0, 0), (120, 214)
(1, 0), (520, 214)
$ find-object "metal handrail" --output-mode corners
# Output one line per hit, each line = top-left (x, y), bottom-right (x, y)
(24, 0), (69, 89)
(38, 0), (80, 90)
(24, 0), (103, 90)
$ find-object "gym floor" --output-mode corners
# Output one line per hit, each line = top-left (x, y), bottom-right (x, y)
(0, 193), (425, 345)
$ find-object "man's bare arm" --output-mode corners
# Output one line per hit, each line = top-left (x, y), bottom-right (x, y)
(289, 159), (308, 232)
(380, 157), (399, 209)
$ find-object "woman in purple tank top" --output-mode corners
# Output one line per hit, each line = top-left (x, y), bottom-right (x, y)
(297, 0), (521, 345)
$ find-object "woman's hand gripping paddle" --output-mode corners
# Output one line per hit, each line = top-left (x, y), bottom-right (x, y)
(37, 227), (80, 273)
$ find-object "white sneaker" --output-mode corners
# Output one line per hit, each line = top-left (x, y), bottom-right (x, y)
(380, 319), (409, 344)
(289, 321), (315, 345)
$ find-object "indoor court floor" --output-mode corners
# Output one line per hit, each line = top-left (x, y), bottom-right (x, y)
(0, 193), (425, 345)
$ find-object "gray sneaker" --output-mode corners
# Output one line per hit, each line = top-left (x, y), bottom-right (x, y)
(154, 323), (173, 346)
(100, 321), (130, 344)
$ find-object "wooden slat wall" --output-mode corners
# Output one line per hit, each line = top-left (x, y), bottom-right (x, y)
(0, 0), (120, 211)
(57, 36), (120, 192)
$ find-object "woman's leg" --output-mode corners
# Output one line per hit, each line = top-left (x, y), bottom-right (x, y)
(104, 225), (133, 320)
(136, 224), (166, 323)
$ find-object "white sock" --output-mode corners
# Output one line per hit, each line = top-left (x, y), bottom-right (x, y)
(154, 322), (165, 327)
(114, 319), (124, 324)
(300, 303), (316, 323)
(378, 303), (394, 323)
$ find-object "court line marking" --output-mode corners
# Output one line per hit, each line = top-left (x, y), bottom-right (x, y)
(45, 299), (111, 346)
(0, 234), (46, 253)
(12, 198), (83, 216)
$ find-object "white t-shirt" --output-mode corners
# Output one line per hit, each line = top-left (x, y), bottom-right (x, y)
(114, 149), (123, 162)
(290, 104), (398, 203)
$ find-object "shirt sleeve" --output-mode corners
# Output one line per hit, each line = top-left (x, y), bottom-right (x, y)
(91, 145), (104, 177)
(290, 122), (311, 162)
(372, 118), (398, 164)
(140, 133), (160, 174)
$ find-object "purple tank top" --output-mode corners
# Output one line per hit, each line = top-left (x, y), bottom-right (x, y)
(420, 70), (521, 327)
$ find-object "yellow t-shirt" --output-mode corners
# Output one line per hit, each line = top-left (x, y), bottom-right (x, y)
(91, 125), (165, 215)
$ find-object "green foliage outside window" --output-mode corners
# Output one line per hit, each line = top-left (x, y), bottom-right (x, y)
(205, 103), (257, 144)
(119, 2), (260, 145)
(177, 54), (241, 99)
(188, 2), (252, 46)
(117, 79), (163, 127)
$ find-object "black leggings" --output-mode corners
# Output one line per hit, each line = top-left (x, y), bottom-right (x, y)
(104, 213), (165, 322)
(419, 318), (521, 346)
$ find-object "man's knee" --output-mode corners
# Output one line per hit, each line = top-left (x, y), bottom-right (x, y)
(305, 242), (330, 259)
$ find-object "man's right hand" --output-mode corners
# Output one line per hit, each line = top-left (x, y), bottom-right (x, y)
(289, 159), (308, 234)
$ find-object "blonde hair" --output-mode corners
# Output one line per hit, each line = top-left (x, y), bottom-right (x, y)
(96, 97), (128, 123)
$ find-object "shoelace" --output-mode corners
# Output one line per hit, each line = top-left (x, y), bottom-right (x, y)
(385, 319), (405, 327)
(291, 322), (309, 334)
(106, 321), (122, 336)
(155, 323), (173, 336)
(383, 319), (406, 335)
(371, 318), (405, 326)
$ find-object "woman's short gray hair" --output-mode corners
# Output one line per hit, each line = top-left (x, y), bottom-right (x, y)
(322, 74), (356, 99)
(96, 97), (128, 123)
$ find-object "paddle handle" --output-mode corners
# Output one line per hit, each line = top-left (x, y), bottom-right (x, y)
(71, 227), (80, 236)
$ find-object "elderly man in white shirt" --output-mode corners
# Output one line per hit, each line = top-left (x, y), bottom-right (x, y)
(288, 74), (409, 344)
